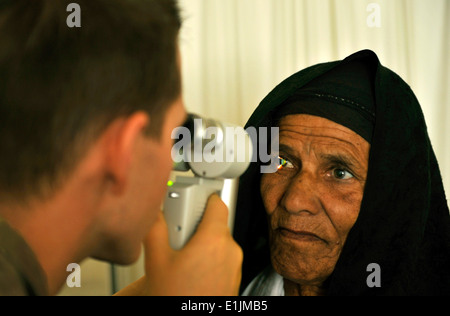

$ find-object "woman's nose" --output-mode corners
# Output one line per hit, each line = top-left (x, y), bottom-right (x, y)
(280, 170), (322, 216)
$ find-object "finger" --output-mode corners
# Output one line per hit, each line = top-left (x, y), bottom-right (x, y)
(143, 212), (172, 260)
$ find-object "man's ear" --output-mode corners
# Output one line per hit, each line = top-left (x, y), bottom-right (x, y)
(103, 112), (150, 196)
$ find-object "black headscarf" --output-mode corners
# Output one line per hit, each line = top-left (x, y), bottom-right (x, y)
(274, 56), (376, 143)
(234, 50), (450, 295)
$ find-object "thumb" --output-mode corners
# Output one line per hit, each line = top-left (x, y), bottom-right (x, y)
(194, 194), (229, 234)
(143, 212), (173, 267)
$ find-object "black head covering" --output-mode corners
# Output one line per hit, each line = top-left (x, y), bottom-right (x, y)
(274, 57), (376, 143)
(234, 50), (450, 295)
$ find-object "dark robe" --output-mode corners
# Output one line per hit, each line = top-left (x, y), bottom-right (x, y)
(234, 50), (450, 295)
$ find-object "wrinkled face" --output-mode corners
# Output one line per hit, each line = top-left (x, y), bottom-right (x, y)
(260, 114), (370, 286)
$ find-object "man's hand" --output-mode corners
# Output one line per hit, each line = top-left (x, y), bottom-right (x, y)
(116, 194), (243, 296)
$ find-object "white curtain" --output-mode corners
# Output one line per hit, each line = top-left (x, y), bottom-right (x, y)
(178, 0), (450, 198)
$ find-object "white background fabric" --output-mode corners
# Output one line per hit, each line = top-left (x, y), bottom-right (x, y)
(178, 0), (449, 196)
(58, 0), (449, 296)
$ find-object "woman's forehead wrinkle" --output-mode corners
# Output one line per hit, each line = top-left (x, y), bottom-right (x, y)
(279, 128), (359, 154)
(278, 117), (368, 158)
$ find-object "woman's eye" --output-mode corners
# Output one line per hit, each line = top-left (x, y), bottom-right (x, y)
(277, 156), (294, 171)
(332, 168), (354, 180)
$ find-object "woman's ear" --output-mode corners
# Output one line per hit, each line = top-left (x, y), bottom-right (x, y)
(103, 112), (150, 196)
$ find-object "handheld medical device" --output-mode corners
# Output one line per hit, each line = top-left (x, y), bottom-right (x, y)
(163, 114), (253, 250)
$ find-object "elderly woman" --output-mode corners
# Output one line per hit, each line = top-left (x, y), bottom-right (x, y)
(234, 50), (450, 296)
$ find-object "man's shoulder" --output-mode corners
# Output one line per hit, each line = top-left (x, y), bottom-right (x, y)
(0, 218), (48, 296)
(0, 252), (30, 296)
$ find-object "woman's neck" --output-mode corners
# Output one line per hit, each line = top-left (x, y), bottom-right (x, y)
(284, 278), (326, 296)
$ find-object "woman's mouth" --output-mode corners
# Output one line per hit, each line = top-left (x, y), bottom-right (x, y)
(277, 227), (324, 243)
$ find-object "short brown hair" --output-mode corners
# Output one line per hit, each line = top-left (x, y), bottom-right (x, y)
(0, 0), (182, 203)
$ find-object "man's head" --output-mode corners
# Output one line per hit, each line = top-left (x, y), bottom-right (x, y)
(0, 0), (186, 265)
(0, 0), (182, 203)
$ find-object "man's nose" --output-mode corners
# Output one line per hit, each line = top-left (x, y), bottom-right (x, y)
(280, 170), (322, 216)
